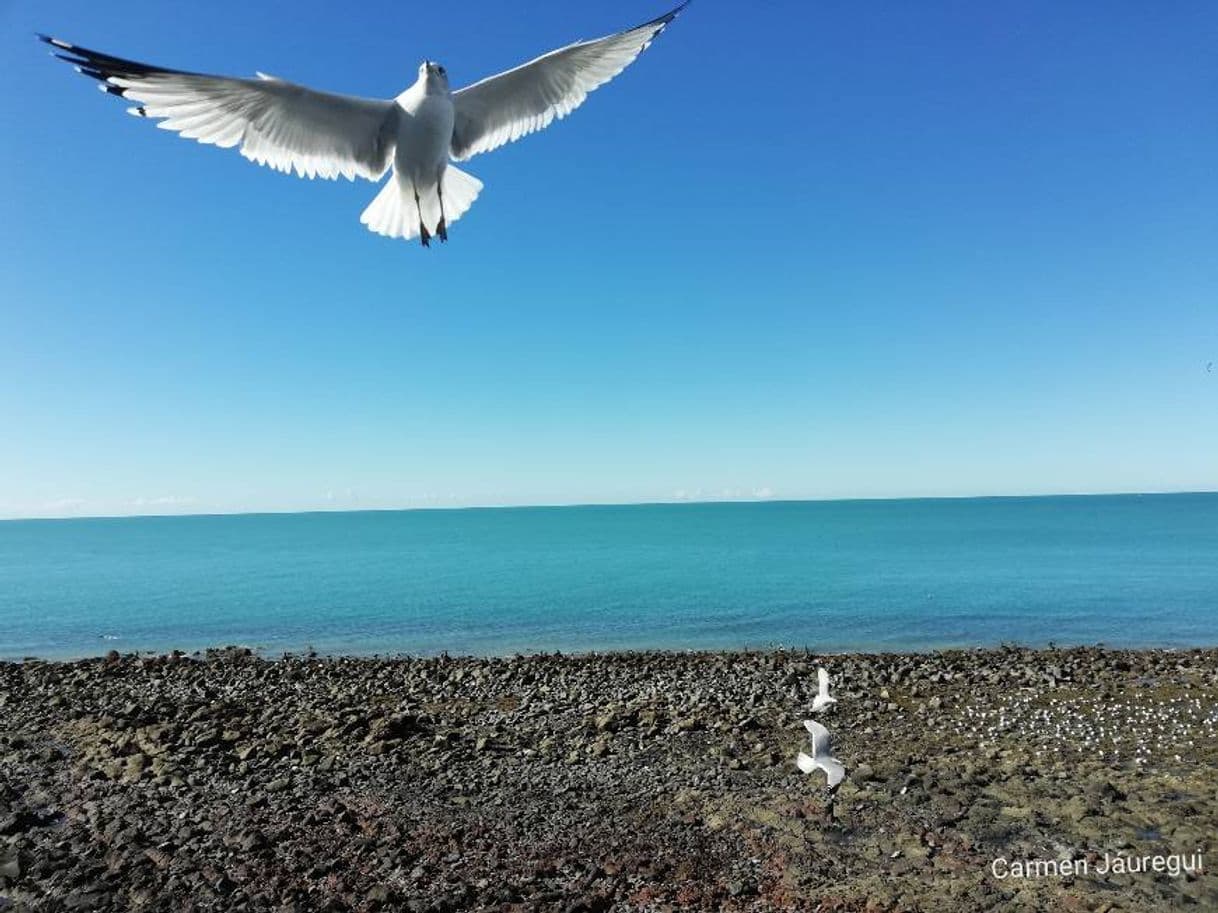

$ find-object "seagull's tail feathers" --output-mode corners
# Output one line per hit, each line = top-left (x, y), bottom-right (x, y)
(440, 165), (483, 226)
(359, 167), (483, 242)
(361, 173), (422, 241)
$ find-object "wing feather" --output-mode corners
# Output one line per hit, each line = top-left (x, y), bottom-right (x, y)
(803, 719), (832, 757)
(40, 36), (398, 181)
(449, 3), (688, 161)
(821, 757), (845, 788)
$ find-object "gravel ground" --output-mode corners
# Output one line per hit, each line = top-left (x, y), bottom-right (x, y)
(1, 645), (1215, 912)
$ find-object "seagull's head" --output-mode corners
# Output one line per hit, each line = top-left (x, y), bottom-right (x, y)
(419, 60), (450, 93)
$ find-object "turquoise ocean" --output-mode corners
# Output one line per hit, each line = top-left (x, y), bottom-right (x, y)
(1, 493), (1215, 661)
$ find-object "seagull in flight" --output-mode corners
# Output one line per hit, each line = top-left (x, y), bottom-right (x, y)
(811, 666), (837, 713)
(796, 719), (846, 789)
(39, 4), (688, 247)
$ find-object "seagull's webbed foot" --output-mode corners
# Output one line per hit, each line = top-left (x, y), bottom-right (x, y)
(437, 218), (448, 243)
(419, 224), (431, 248)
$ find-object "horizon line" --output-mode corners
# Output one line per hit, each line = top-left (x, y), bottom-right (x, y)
(2, 487), (1216, 523)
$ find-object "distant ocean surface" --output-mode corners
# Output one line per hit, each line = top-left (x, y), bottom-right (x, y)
(1, 494), (1216, 661)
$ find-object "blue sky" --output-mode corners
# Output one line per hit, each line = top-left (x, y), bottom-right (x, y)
(2, 0), (1216, 519)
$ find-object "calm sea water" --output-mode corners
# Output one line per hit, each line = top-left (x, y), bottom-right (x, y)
(1, 494), (1216, 660)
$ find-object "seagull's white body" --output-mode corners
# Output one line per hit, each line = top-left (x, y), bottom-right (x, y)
(40, 3), (688, 246)
(395, 77), (456, 189)
(359, 69), (476, 244)
(797, 719), (845, 788)
(811, 666), (837, 713)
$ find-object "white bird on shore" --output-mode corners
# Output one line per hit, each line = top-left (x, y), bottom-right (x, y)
(797, 719), (845, 788)
(811, 666), (837, 713)
(39, 3), (689, 246)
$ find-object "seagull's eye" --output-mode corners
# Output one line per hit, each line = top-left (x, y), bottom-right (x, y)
(438, 67), (446, 76)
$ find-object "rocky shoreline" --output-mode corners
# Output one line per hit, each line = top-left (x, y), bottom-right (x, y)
(1, 645), (1215, 911)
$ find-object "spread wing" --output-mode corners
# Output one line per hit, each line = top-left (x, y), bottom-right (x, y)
(40, 35), (398, 181)
(801, 720), (845, 787)
(821, 756), (845, 788)
(803, 719), (832, 756)
(449, 3), (688, 161)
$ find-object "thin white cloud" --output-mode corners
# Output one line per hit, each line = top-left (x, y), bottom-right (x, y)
(753, 486), (776, 500)
(671, 488), (709, 502)
(43, 497), (87, 512)
(131, 495), (198, 508)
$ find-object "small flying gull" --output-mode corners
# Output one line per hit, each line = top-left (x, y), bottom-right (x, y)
(39, 4), (688, 246)
(796, 719), (845, 788)
(812, 666), (837, 713)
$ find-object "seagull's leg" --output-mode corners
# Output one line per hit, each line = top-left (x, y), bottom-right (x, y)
(436, 170), (449, 242)
(412, 179), (430, 248)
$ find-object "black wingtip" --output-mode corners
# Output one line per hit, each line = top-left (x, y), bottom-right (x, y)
(663, 1), (693, 25)
(642, 2), (691, 35)
(37, 33), (75, 51)
(37, 38), (193, 80)
(53, 52), (91, 68)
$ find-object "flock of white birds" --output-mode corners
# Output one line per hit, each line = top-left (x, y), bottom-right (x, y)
(793, 667), (1212, 789)
(944, 689), (1214, 768)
